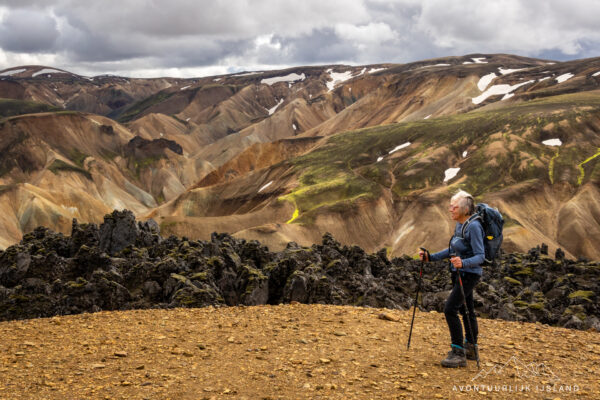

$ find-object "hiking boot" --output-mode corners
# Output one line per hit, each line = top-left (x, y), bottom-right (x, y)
(464, 341), (478, 361)
(441, 347), (467, 368)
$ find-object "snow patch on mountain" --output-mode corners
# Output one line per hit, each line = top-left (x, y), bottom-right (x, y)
(498, 67), (526, 75)
(389, 142), (411, 154)
(593, 71), (600, 77)
(0, 68), (26, 76)
(472, 57), (487, 64)
(472, 80), (534, 105)
(258, 181), (273, 193)
(543, 138), (562, 146)
(261, 73), (305, 86)
(326, 70), (353, 92)
(444, 168), (460, 182)
(368, 68), (386, 74)
(555, 73), (574, 83)
(267, 99), (284, 115)
(477, 73), (497, 91)
(32, 68), (65, 77)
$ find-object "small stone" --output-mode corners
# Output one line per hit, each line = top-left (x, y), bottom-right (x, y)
(141, 382), (152, 387)
(319, 358), (331, 364)
(302, 383), (311, 389)
(333, 331), (347, 336)
(136, 365), (145, 370)
(15, 352), (25, 356)
(198, 344), (207, 350)
(435, 395), (443, 399)
(120, 381), (132, 386)
(298, 339), (309, 344)
(114, 351), (128, 357)
(91, 363), (106, 369)
(379, 312), (399, 322)
(227, 337), (235, 343)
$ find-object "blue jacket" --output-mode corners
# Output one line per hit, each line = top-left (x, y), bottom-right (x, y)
(430, 218), (485, 275)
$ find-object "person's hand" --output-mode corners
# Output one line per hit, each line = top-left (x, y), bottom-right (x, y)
(450, 256), (463, 269)
(418, 248), (429, 261)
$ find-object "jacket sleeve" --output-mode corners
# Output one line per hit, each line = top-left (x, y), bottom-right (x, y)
(462, 221), (485, 268)
(430, 247), (450, 261)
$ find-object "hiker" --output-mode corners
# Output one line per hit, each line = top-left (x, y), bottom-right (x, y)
(419, 190), (484, 368)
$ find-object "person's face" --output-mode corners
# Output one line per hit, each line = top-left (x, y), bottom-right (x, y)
(449, 200), (463, 221)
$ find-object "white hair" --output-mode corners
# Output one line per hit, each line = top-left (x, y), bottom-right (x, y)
(451, 190), (475, 215)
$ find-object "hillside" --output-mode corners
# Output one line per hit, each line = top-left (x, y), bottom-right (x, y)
(0, 305), (598, 399)
(1, 54), (600, 260)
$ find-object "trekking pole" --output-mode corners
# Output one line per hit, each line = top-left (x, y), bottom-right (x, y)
(456, 270), (481, 369)
(407, 248), (427, 350)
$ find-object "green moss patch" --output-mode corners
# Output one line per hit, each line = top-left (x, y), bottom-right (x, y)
(48, 159), (92, 180)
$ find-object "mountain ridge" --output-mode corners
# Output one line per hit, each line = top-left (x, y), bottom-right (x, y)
(2, 54), (600, 259)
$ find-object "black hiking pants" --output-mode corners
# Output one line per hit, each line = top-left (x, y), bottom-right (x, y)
(444, 271), (480, 347)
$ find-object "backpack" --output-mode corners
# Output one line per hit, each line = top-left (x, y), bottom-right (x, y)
(461, 203), (504, 265)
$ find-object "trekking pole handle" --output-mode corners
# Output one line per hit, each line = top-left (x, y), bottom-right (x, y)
(419, 247), (430, 262)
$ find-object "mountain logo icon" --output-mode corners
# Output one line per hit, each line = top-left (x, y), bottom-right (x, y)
(472, 355), (561, 382)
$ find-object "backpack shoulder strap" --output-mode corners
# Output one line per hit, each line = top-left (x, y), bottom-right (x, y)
(461, 214), (482, 239)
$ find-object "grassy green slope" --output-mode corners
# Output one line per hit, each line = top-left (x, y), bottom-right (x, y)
(0, 98), (61, 118)
(281, 91), (600, 223)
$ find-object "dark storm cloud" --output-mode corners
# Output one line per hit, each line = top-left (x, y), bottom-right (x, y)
(0, 8), (59, 53)
(0, 0), (599, 77)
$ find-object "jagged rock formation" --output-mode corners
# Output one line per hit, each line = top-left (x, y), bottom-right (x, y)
(0, 211), (597, 331)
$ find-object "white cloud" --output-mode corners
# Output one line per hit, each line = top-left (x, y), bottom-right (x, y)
(1, 0), (600, 76)
(334, 22), (397, 44)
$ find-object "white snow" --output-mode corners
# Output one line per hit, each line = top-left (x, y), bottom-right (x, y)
(477, 73), (497, 91)
(463, 151), (468, 158)
(213, 78), (222, 82)
(593, 71), (600, 77)
(267, 99), (283, 115)
(326, 70), (353, 92)
(0, 68), (26, 76)
(502, 93), (514, 100)
(542, 138), (562, 146)
(472, 80), (534, 105)
(546, 62), (556, 65)
(159, 132), (164, 137)
(359, 67), (367, 75)
(463, 61), (473, 65)
(424, 114), (432, 120)
(472, 57), (487, 64)
(498, 67), (526, 75)
(258, 181), (273, 193)
(32, 68), (64, 77)
(261, 72), (305, 86)
(539, 76), (550, 82)
(377, 156), (384, 162)
(180, 85), (191, 90)
(368, 67), (386, 74)
(234, 72), (260, 77)
(388, 142), (411, 154)
(555, 73), (574, 83)
(292, 123), (297, 130)
(185, 118), (191, 122)
(444, 168), (460, 182)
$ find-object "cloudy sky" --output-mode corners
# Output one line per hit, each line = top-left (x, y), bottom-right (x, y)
(1, 0), (599, 78)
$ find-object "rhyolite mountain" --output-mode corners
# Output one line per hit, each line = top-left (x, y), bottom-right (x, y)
(1, 56), (600, 260)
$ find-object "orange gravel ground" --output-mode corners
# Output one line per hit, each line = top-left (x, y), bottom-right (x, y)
(1, 304), (599, 399)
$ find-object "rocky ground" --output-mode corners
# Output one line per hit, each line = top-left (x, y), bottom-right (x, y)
(1, 210), (598, 331)
(0, 304), (598, 399)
